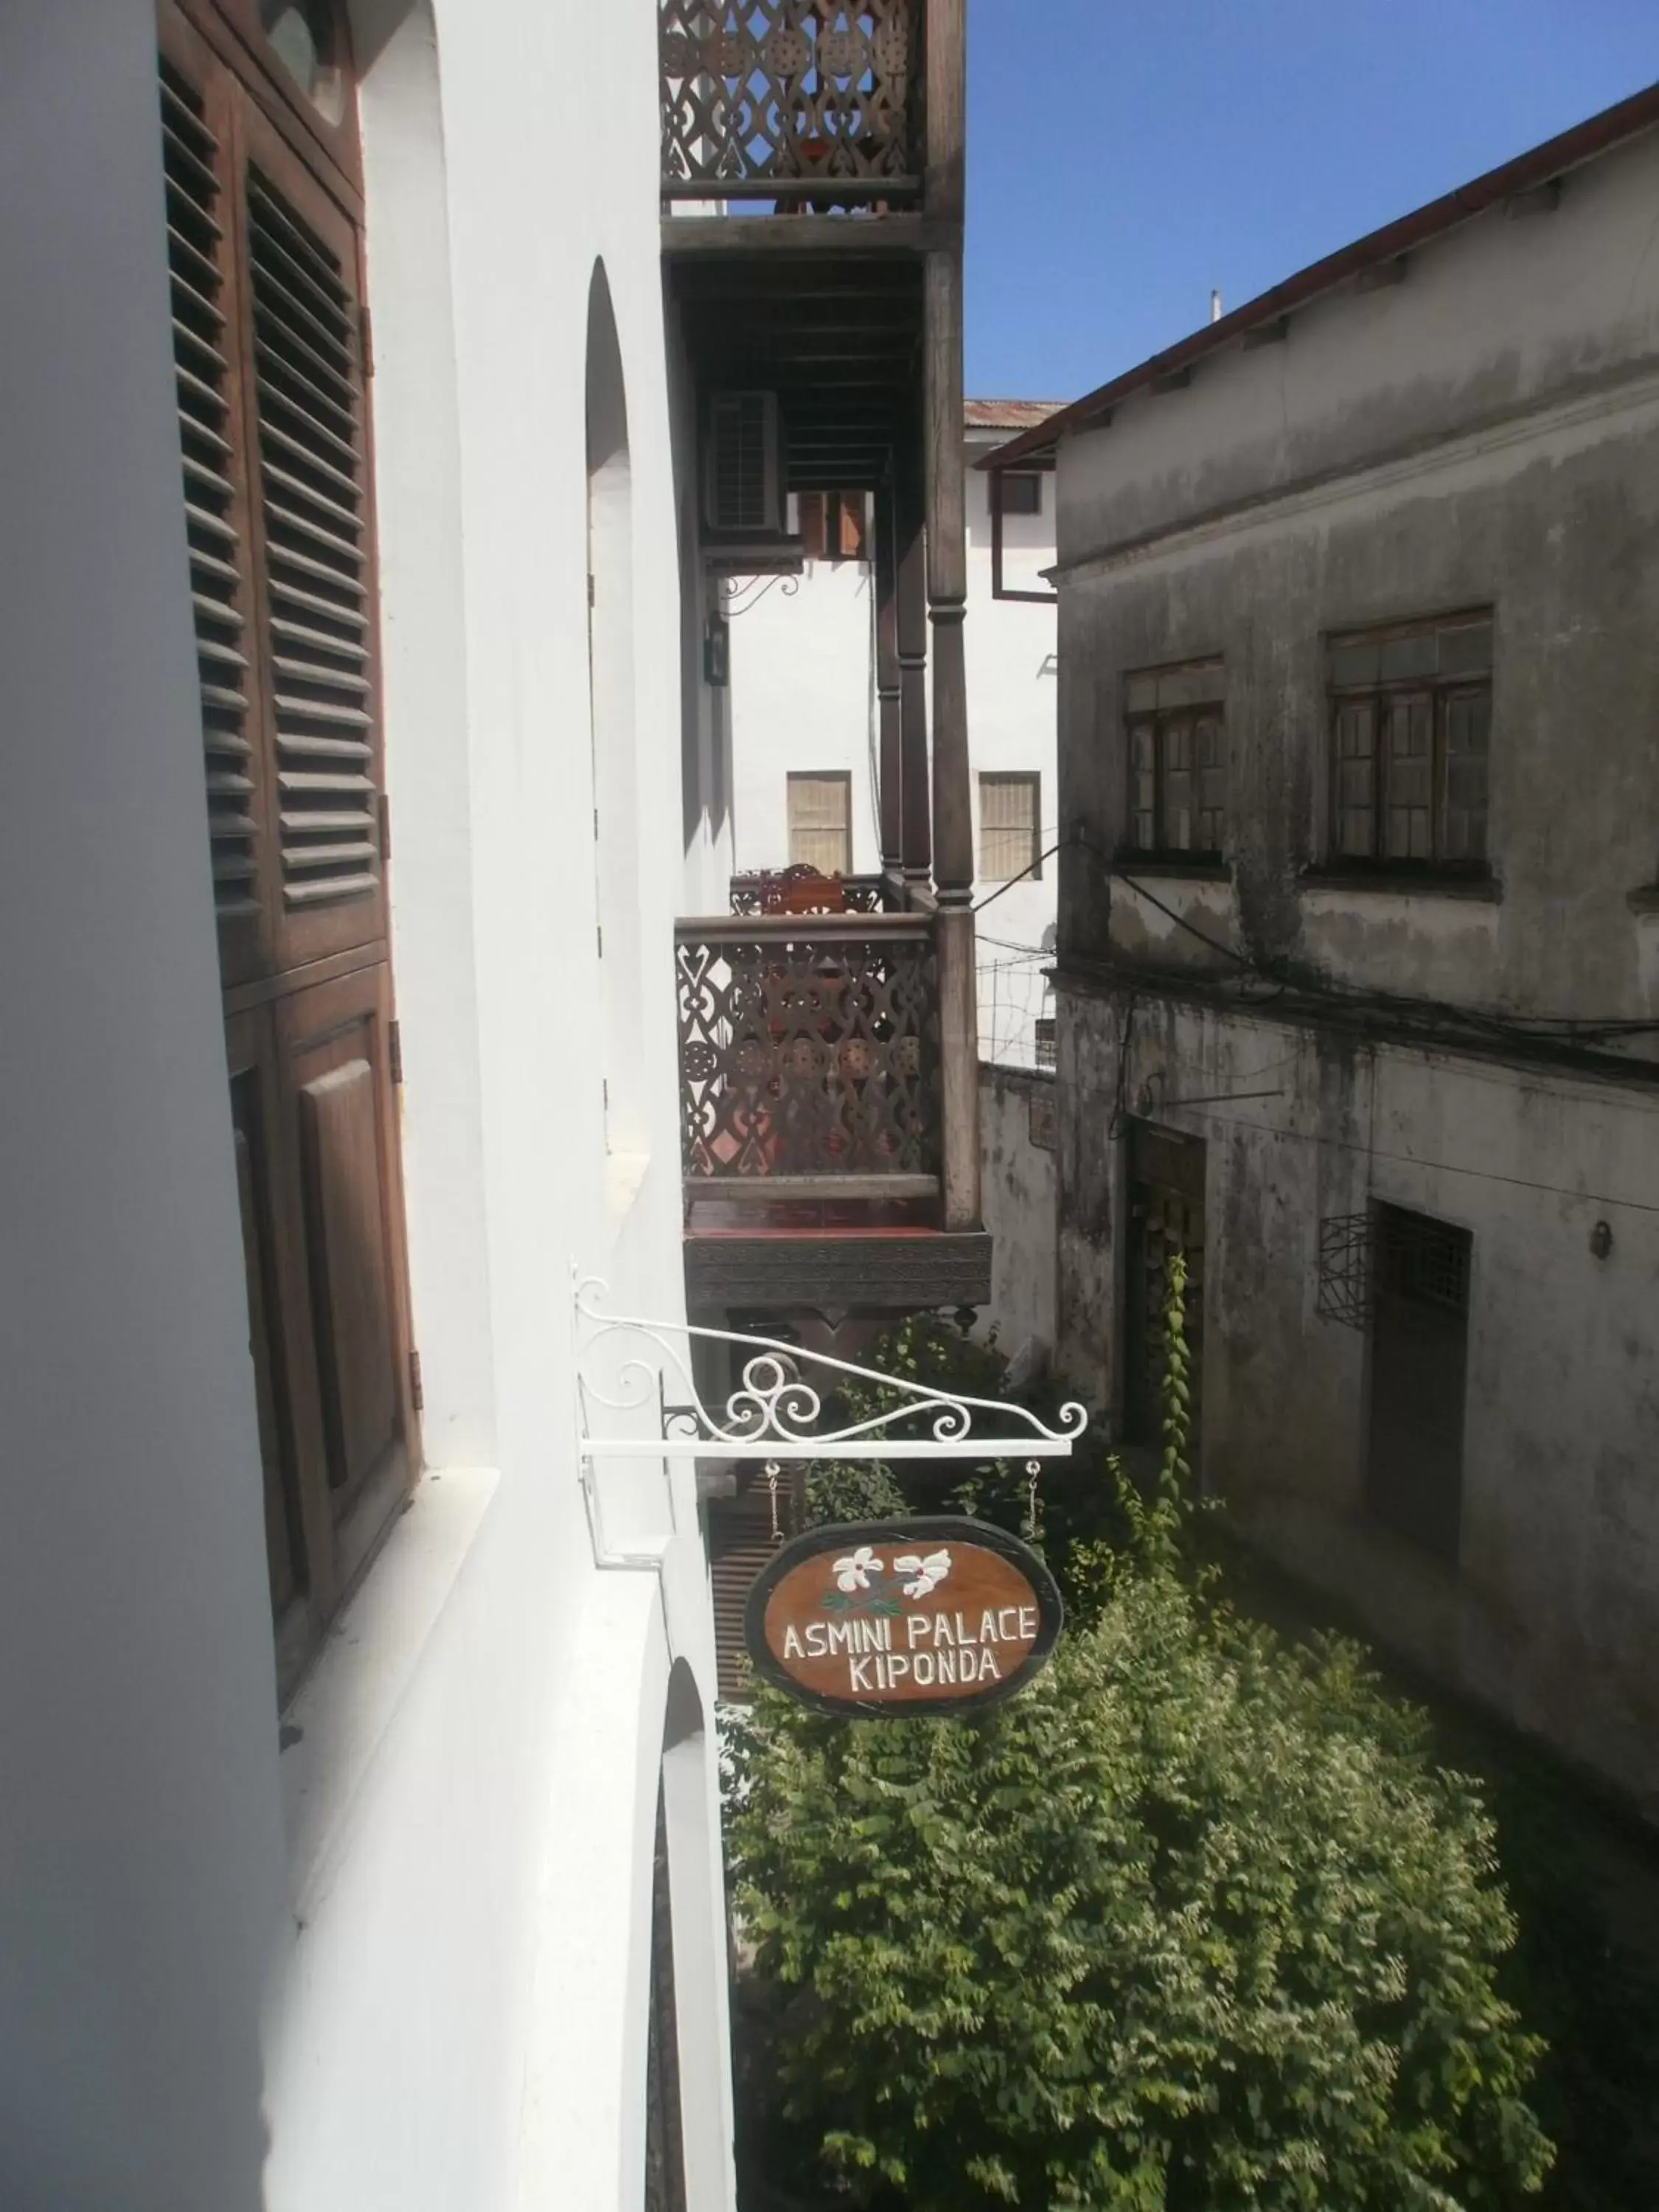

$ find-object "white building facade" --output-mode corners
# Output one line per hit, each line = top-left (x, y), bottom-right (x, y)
(727, 406), (1060, 1068)
(990, 89), (1659, 1814)
(0, 4), (733, 2206)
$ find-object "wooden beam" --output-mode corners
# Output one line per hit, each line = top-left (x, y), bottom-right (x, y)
(896, 450), (931, 887)
(661, 214), (950, 258)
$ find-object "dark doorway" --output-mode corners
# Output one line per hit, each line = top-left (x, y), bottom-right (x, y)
(644, 1781), (689, 2212)
(1124, 1120), (1207, 1447)
(1365, 1203), (1471, 1566)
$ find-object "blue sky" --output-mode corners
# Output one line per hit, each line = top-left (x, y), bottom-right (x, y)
(965, 0), (1659, 401)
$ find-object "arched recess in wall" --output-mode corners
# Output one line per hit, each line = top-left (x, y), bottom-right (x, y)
(586, 261), (648, 1159)
(652, 1657), (727, 2209)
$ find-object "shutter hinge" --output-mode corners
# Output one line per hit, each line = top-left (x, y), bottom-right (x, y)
(389, 1018), (403, 1086)
(408, 1346), (424, 1412)
(359, 303), (375, 376)
(378, 790), (391, 862)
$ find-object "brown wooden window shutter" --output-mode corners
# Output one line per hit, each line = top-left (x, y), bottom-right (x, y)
(159, 0), (415, 1705)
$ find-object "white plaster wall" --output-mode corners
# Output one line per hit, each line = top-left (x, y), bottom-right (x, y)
(978, 1066), (1059, 1357)
(965, 434), (1058, 1065)
(724, 442), (1060, 1063)
(0, 3), (734, 2208)
(728, 549), (880, 880)
(0, 10), (288, 2203)
(1058, 984), (1659, 1812)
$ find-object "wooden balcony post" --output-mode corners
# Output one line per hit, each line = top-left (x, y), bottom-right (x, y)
(923, 0), (977, 1236)
(896, 451), (931, 886)
(874, 480), (903, 879)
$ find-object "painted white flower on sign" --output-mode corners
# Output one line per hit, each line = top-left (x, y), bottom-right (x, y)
(832, 1545), (884, 1592)
(893, 1547), (953, 1599)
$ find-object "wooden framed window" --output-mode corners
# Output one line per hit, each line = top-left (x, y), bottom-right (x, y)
(1326, 611), (1492, 869)
(786, 772), (852, 876)
(1000, 471), (1042, 517)
(978, 771), (1040, 882)
(160, 0), (416, 1703)
(797, 490), (868, 563)
(1123, 659), (1226, 858)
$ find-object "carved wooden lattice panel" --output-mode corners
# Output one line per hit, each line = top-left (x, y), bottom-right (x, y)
(677, 925), (939, 1178)
(660, 1), (919, 195)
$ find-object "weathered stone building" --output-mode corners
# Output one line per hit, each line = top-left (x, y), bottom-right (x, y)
(987, 86), (1659, 1811)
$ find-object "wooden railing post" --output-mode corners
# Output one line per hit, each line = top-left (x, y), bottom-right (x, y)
(897, 451), (931, 888)
(874, 480), (903, 879)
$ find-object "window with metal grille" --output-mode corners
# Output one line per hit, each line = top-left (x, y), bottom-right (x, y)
(1034, 1018), (1057, 1069)
(786, 771), (852, 876)
(1124, 660), (1226, 858)
(978, 771), (1040, 882)
(1327, 611), (1492, 869)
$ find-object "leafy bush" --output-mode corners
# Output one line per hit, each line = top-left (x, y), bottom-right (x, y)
(727, 1263), (1550, 2210)
(803, 1458), (908, 1528)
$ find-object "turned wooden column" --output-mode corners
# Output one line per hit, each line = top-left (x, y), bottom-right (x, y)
(895, 451), (931, 887)
(874, 480), (903, 882)
(925, 237), (979, 1234)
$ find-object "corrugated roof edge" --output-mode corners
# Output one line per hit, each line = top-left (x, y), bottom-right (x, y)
(964, 400), (1069, 430)
(978, 79), (1659, 471)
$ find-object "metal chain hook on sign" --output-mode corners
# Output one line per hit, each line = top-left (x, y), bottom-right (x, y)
(1023, 1458), (1043, 1548)
(765, 1458), (783, 1546)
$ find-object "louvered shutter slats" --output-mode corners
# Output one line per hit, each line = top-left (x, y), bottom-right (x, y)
(244, 167), (378, 918)
(161, 58), (260, 925)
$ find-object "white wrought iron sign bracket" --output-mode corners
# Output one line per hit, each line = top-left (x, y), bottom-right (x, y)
(573, 1270), (1088, 1470)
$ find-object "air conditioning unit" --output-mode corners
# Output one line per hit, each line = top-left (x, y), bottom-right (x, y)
(703, 389), (787, 540)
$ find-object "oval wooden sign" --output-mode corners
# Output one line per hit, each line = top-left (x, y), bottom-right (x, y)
(743, 1517), (1064, 1717)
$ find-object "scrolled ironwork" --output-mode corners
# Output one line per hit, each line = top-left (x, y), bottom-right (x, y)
(574, 1273), (1090, 1461)
(676, 918), (939, 1180)
(660, 0), (921, 201)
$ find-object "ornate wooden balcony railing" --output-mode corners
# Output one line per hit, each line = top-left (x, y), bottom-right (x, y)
(728, 864), (887, 915)
(660, 0), (922, 206)
(676, 912), (939, 1200)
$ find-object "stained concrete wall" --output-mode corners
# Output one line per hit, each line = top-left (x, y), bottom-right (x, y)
(1049, 117), (1659, 1812)
(1057, 984), (1659, 1815)
(978, 1065), (1058, 1358)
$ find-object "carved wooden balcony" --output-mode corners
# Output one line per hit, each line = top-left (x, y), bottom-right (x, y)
(728, 864), (887, 914)
(675, 910), (990, 1315)
(661, 1), (923, 212)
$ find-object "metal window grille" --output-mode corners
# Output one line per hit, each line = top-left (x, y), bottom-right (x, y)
(1318, 1203), (1472, 1327)
(1034, 1017), (1057, 1069)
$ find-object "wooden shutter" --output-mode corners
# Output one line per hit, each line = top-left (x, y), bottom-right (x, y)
(835, 492), (867, 561)
(787, 772), (852, 875)
(978, 772), (1038, 882)
(797, 491), (827, 560)
(159, 1), (414, 1699)
(161, 29), (271, 987)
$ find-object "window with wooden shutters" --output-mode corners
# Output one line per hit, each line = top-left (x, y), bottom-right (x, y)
(978, 771), (1040, 882)
(796, 491), (867, 564)
(786, 772), (852, 876)
(159, 0), (414, 1705)
(1123, 659), (1226, 859)
(1326, 612), (1492, 871)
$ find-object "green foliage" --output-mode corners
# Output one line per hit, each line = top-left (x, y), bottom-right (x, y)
(802, 1458), (909, 1528)
(728, 1264), (1551, 2210)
